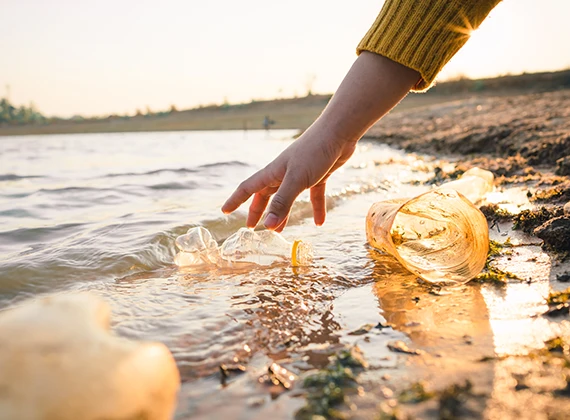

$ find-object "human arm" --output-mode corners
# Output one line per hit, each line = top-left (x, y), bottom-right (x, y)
(222, 0), (502, 231)
(222, 52), (420, 231)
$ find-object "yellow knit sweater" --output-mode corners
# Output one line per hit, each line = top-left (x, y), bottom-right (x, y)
(357, 0), (502, 91)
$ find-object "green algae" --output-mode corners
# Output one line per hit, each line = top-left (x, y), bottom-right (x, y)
(438, 381), (475, 420)
(380, 380), (476, 419)
(398, 381), (435, 404)
(295, 347), (367, 420)
(513, 207), (564, 233)
(377, 406), (406, 420)
(531, 186), (565, 202)
(545, 337), (570, 355)
(476, 239), (520, 285)
(546, 287), (570, 306)
(488, 239), (507, 257)
(480, 203), (515, 222)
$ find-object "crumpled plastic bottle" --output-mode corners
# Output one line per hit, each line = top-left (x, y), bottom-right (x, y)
(366, 167), (493, 285)
(220, 228), (313, 266)
(174, 227), (312, 268)
(174, 226), (221, 267)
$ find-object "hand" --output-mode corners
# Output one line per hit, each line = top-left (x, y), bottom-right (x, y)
(222, 52), (420, 231)
(222, 128), (357, 232)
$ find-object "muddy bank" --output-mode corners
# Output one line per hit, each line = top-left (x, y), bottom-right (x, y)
(367, 90), (570, 174)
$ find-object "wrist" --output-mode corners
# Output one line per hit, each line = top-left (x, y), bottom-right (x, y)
(312, 53), (419, 146)
(305, 114), (359, 152)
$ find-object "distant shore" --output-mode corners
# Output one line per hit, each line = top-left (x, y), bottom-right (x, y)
(1, 70), (569, 137)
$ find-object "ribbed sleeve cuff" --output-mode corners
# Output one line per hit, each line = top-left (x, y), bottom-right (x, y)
(357, 0), (501, 91)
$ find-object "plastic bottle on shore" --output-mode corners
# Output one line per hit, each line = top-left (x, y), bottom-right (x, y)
(366, 168), (492, 285)
(437, 167), (494, 204)
(174, 227), (312, 268)
(220, 228), (313, 267)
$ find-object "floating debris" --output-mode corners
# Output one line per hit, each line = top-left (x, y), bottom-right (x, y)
(219, 363), (247, 386)
(387, 340), (424, 355)
(557, 272), (570, 282)
(348, 323), (375, 336)
(258, 362), (298, 397)
(267, 362), (297, 389)
(375, 321), (393, 331)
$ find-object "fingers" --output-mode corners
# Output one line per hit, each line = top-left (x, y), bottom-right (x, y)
(274, 215), (289, 233)
(310, 183), (327, 226)
(222, 170), (272, 214)
(246, 188), (275, 228)
(264, 171), (305, 230)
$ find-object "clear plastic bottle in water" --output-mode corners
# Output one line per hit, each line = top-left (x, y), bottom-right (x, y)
(220, 228), (313, 267)
(174, 226), (221, 266)
(174, 227), (312, 268)
(366, 168), (493, 285)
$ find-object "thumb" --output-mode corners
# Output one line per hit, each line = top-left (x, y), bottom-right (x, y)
(264, 172), (304, 230)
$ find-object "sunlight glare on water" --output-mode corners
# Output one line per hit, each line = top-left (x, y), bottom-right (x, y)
(0, 130), (430, 416)
(2, 129), (567, 417)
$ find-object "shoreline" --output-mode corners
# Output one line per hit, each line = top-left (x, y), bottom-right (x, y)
(2, 69), (569, 137)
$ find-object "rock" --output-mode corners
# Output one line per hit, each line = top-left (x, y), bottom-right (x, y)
(387, 340), (424, 355)
(565, 201), (570, 216)
(0, 293), (180, 420)
(556, 156), (570, 176)
(534, 216), (570, 251)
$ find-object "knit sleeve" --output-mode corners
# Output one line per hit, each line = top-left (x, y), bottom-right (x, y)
(357, 0), (501, 91)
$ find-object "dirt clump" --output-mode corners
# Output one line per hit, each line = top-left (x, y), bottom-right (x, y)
(534, 216), (570, 251)
(514, 207), (565, 234)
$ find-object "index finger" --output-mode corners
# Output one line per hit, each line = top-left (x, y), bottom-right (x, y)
(221, 170), (272, 214)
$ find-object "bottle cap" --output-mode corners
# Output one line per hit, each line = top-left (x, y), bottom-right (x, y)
(291, 239), (313, 267)
(291, 240), (302, 267)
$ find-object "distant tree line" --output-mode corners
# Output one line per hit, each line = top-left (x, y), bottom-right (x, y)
(0, 97), (45, 125)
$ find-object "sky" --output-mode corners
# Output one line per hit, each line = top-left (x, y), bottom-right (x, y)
(1, 0), (569, 118)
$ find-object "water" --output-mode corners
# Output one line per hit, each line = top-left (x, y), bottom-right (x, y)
(0, 130), (564, 418)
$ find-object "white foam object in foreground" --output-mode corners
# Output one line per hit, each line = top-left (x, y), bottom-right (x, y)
(0, 293), (180, 420)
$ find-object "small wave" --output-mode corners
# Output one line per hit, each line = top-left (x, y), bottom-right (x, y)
(0, 208), (38, 218)
(103, 162), (250, 179)
(0, 226), (178, 306)
(104, 168), (200, 178)
(0, 174), (42, 181)
(198, 161), (249, 169)
(0, 222), (85, 245)
(147, 181), (199, 190)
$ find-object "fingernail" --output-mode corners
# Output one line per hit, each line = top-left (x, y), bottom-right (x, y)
(264, 213), (280, 229)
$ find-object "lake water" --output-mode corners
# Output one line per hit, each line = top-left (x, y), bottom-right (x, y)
(0, 130), (561, 418)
